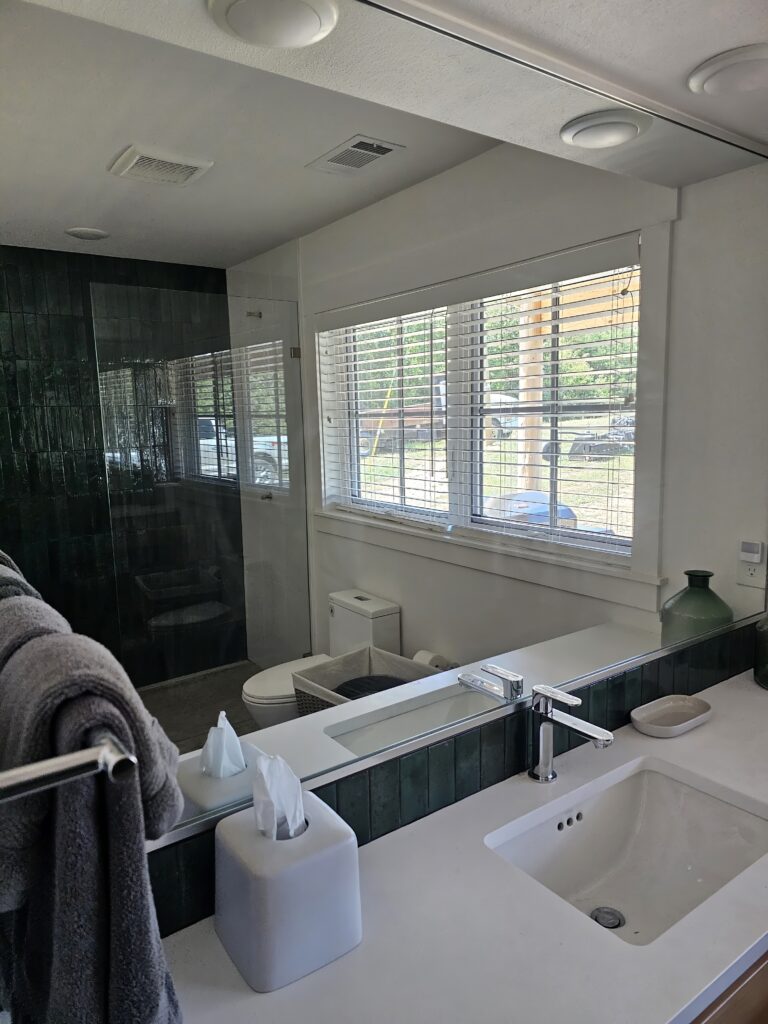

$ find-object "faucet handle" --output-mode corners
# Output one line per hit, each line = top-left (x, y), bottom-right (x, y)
(481, 664), (524, 698)
(531, 685), (582, 713)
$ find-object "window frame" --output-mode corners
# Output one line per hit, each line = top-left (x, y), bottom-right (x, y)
(232, 338), (291, 492)
(169, 349), (239, 485)
(340, 312), (452, 521)
(315, 228), (671, 584)
(461, 276), (638, 554)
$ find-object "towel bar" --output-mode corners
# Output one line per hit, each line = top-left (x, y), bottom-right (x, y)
(0, 733), (137, 804)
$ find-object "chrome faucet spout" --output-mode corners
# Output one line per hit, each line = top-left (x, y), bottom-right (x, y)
(458, 669), (522, 703)
(549, 708), (614, 749)
(528, 685), (614, 783)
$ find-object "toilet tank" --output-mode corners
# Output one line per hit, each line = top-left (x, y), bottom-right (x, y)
(328, 590), (401, 657)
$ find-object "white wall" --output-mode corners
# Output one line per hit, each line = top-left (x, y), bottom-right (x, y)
(661, 162), (768, 615)
(298, 143), (676, 315)
(314, 528), (658, 665)
(231, 143), (768, 665)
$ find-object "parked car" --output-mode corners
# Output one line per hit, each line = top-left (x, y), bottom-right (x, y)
(249, 437), (287, 486)
(483, 491), (617, 538)
(197, 417), (236, 478)
(105, 418), (286, 486)
(198, 417), (286, 486)
(483, 490), (577, 529)
(483, 391), (522, 438)
(542, 413), (635, 463)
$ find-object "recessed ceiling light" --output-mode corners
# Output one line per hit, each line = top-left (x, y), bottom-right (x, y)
(207, 0), (338, 48)
(559, 109), (653, 150)
(65, 227), (110, 241)
(687, 44), (768, 95)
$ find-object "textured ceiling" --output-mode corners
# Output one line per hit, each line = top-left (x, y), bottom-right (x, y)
(18, 0), (763, 185)
(382, 0), (768, 145)
(0, 1), (493, 265)
(4, 0), (763, 267)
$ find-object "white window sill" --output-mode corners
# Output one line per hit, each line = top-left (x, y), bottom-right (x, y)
(313, 507), (664, 612)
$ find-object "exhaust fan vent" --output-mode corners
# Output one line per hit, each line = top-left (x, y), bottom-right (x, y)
(307, 135), (405, 174)
(108, 145), (213, 186)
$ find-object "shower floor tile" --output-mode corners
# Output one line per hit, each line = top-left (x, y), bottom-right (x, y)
(139, 660), (259, 754)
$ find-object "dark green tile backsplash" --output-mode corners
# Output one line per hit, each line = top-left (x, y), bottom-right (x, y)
(454, 728), (482, 801)
(427, 739), (456, 813)
(336, 773), (371, 846)
(313, 623), (756, 849)
(370, 760), (400, 839)
(400, 749), (429, 825)
(149, 829), (216, 938)
(149, 622), (756, 937)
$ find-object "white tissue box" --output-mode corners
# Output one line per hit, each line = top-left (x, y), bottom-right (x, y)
(214, 791), (362, 991)
(176, 740), (256, 816)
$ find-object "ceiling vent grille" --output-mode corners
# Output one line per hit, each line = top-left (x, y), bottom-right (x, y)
(307, 135), (405, 175)
(108, 145), (213, 186)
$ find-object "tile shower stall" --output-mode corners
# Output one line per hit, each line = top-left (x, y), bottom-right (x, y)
(0, 245), (305, 690)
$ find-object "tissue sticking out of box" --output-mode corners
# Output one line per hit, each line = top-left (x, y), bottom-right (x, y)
(200, 711), (247, 778)
(252, 747), (307, 840)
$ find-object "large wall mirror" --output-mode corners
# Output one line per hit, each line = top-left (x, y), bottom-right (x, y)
(1, 0), (766, 839)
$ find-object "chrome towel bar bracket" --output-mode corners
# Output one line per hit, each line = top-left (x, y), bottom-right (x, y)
(0, 733), (137, 804)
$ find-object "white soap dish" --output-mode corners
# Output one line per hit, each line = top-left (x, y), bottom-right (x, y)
(631, 694), (712, 738)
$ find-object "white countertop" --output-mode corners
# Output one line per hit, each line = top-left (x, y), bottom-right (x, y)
(164, 671), (768, 1024)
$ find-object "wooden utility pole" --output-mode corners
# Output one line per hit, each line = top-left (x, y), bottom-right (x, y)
(517, 291), (548, 492)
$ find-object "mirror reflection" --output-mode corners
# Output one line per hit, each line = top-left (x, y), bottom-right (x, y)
(1, 0), (766, 835)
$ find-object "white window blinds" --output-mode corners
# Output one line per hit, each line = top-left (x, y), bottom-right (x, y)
(168, 341), (290, 488)
(318, 256), (640, 556)
(233, 339), (290, 488)
(169, 350), (238, 480)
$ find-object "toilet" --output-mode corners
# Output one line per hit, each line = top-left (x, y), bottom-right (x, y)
(241, 590), (401, 728)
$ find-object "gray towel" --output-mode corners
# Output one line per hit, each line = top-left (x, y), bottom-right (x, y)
(0, 633), (184, 1024)
(0, 597), (71, 673)
(0, 550), (21, 575)
(0, 566), (40, 601)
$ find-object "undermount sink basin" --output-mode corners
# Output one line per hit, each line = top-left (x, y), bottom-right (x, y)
(486, 758), (768, 945)
(325, 684), (498, 757)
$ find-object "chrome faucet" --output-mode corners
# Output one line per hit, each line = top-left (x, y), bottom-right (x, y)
(528, 685), (613, 783)
(459, 664), (524, 702)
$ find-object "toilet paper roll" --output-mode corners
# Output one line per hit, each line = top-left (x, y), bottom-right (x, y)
(413, 649), (450, 670)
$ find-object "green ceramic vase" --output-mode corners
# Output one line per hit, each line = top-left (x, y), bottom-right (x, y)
(754, 615), (768, 689)
(660, 570), (733, 647)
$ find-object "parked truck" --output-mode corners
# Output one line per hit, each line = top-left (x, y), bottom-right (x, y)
(359, 377), (521, 454)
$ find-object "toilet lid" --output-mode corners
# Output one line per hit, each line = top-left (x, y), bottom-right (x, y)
(242, 654), (332, 703)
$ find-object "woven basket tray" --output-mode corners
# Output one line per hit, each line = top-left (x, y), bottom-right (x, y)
(292, 647), (440, 717)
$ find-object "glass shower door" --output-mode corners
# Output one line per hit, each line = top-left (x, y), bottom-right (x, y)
(228, 295), (311, 669)
(92, 282), (248, 690)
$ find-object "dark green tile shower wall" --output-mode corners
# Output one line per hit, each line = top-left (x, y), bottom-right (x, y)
(0, 245), (230, 654)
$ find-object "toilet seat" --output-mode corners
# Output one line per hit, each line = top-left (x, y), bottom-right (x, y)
(241, 655), (332, 728)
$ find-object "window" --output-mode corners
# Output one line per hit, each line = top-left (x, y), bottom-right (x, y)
(233, 339), (290, 489)
(319, 308), (450, 514)
(99, 364), (173, 490)
(170, 350), (238, 481)
(318, 259), (640, 556)
(169, 341), (290, 489)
